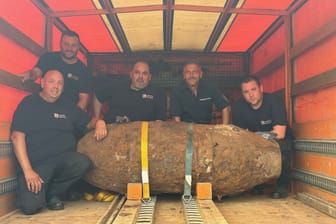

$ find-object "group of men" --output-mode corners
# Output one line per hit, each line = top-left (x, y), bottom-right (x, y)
(11, 30), (293, 215)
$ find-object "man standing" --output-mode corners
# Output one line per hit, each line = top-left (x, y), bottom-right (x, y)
(21, 30), (91, 111)
(93, 61), (167, 123)
(232, 76), (293, 198)
(170, 62), (230, 124)
(11, 70), (107, 215)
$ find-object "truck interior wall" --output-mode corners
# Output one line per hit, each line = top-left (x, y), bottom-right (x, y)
(250, 25), (285, 77)
(295, 86), (336, 123)
(0, 23), (34, 216)
(292, 0), (336, 44)
(292, 0), (336, 125)
(249, 0), (336, 205)
(0, 1), (45, 47)
(258, 66), (285, 93)
(51, 26), (61, 51)
(0, 1), (44, 217)
(0, 35), (39, 74)
(0, 86), (28, 122)
(43, 1), (119, 53)
(0, 84), (24, 216)
(216, 14), (279, 52)
(295, 36), (336, 83)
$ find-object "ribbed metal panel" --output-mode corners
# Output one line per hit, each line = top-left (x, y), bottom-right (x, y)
(297, 192), (336, 218)
(295, 140), (336, 155)
(0, 177), (17, 195)
(292, 169), (336, 194)
(0, 141), (13, 158)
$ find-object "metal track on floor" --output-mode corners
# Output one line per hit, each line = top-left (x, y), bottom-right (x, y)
(183, 198), (204, 224)
(104, 195), (229, 224)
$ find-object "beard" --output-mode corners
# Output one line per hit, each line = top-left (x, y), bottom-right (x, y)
(132, 79), (149, 90)
(186, 77), (199, 87)
(61, 50), (77, 61)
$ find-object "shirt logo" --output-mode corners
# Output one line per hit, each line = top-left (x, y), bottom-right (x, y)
(54, 113), (66, 119)
(199, 97), (212, 101)
(260, 120), (272, 125)
(67, 73), (79, 80)
(142, 94), (154, 100)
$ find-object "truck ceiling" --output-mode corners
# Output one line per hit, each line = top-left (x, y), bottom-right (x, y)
(2, 0), (300, 54)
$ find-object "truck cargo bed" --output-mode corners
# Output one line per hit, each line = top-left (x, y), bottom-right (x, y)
(1, 194), (335, 224)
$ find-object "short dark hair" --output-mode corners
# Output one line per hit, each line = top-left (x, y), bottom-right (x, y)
(132, 60), (151, 73)
(182, 62), (203, 74)
(240, 76), (261, 89)
(61, 30), (80, 40)
(183, 61), (202, 69)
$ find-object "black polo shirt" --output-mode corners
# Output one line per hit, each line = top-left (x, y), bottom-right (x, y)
(36, 52), (92, 104)
(95, 79), (167, 124)
(232, 93), (293, 140)
(11, 93), (91, 168)
(170, 80), (229, 124)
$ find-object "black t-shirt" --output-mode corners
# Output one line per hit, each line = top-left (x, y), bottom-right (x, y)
(170, 80), (229, 124)
(95, 80), (167, 124)
(232, 93), (293, 139)
(36, 52), (92, 103)
(11, 93), (91, 167)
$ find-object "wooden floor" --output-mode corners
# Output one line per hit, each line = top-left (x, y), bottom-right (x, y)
(1, 194), (335, 224)
(216, 194), (336, 224)
(0, 200), (111, 224)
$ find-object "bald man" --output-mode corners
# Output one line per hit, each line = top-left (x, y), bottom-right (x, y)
(11, 70), (107, 215)
(93, 61), (167, 123)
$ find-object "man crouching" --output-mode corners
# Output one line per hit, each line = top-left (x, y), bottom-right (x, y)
(11, 70), (107, 215)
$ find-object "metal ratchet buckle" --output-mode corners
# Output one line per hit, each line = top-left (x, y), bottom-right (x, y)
(182, 194), (192, 203)
(142, 197), (152, 204)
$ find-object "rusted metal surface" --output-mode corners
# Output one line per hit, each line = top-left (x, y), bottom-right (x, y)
(78, 121), (281, 196)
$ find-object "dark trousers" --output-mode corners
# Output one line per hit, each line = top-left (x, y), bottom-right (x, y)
(276, 139), (293, 188)
(16, 151), (92, 215)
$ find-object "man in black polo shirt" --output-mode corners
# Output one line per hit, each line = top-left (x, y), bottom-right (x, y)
(170, 62), (230, 124)
(93, 61), (167, 123)
(20, 30), (91, 111)
(232, 76), (294, 198)
(11, 70), (107, 215)
(20, 30), (94, 200)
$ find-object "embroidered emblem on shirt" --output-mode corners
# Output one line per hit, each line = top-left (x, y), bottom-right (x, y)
(115, 115), (130, 123)
(67, 73), (79, 81)
(142, 94), (154, 100)
(260, 120), (272, 125)
(54, 113), (66, 119)
(199, 97), (212, 101)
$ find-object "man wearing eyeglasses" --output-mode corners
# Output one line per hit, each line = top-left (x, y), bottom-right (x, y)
(170, 62), (230, 124)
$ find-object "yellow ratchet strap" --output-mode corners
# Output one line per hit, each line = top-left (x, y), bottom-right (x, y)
(141, 121), (150, 200)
